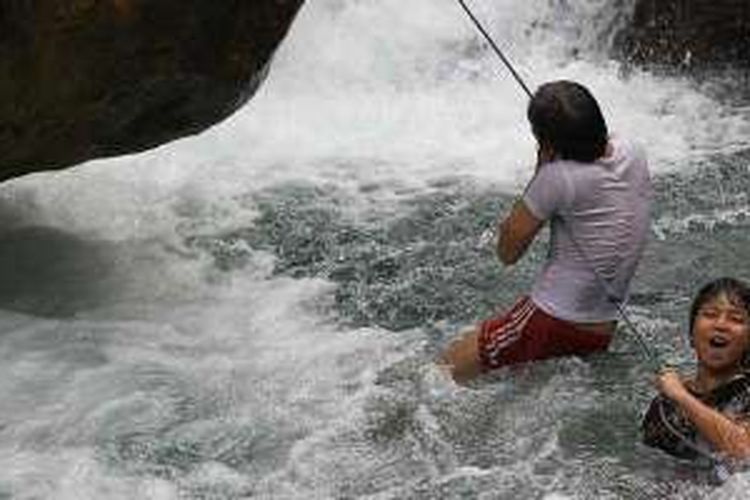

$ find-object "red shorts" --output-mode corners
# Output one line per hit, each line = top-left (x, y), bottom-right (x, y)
(478, 296), (612, 370)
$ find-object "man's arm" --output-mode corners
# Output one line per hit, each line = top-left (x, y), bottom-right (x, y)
(497, 142), (554, 266)
(496, 199), (544, 265)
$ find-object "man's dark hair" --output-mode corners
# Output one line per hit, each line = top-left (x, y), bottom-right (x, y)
(527, 80), (608, 162)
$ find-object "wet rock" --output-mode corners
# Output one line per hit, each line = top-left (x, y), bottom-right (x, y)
(0, 0), (303, 180)
(616, 1), (750, 69)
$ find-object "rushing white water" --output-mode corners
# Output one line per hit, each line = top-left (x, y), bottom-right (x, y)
(1, 0), (750, 498)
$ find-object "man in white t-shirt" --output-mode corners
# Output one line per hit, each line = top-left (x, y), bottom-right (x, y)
(441, 80), (652, 382)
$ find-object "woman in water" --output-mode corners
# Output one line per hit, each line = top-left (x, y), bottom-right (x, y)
(642, 277), (750, 465)
(440, 80), (651, 381)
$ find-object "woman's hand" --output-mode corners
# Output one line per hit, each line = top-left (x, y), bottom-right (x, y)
(655, 368), (691, 402)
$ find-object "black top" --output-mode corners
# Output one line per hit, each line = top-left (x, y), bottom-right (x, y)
(642, 372), (750, 460)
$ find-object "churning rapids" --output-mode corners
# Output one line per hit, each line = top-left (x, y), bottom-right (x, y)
(2, 0), (750, 498)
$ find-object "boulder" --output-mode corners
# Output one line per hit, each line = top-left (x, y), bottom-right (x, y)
(615, 0), (750, 69)
(0, 0), (303, 181)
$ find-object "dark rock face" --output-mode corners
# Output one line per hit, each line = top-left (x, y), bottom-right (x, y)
(616, 0), (750, 69)
(0, 0), (303, 181)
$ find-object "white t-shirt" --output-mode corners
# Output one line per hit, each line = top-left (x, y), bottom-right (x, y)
(522, 136), (652, 322)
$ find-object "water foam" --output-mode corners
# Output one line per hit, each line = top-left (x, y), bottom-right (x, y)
(1, 0), (749, 498)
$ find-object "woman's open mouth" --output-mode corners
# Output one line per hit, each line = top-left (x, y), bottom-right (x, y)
(708, 334), (730, 349)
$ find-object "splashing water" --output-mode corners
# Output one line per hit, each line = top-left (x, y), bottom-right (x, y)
(1, 0), (750, 498)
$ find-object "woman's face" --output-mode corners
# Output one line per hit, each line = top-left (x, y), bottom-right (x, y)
(693, 293), (750, 373)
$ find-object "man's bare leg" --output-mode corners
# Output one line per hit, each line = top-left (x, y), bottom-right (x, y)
(439, 328), (482, 383)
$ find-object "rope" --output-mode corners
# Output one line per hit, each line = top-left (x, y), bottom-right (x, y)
(454, 0), (660, 371)
(564, 225), (663, 372)
(452, 0), (721, 467)
(569, 227), (723, 467)
(657, 398), (730, 478)
(454, 0), (533, 99)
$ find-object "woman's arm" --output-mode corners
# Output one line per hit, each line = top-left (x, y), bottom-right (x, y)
(658, 370), (750, 459)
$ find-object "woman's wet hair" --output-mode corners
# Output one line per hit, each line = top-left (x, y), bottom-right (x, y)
(689, 277), (750, 334)
(527, 80), (608, 163)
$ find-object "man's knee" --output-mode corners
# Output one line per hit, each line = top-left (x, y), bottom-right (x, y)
(440, 329), (482, 382)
